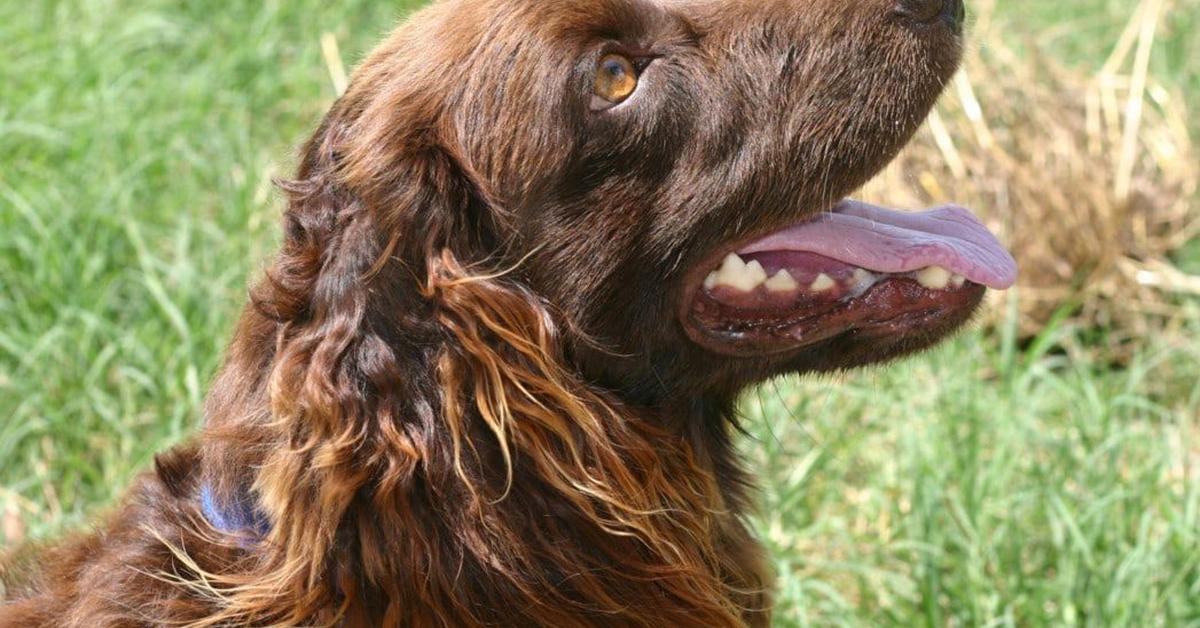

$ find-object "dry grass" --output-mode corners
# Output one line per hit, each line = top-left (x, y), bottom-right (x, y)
(863, 0), (1199, 351)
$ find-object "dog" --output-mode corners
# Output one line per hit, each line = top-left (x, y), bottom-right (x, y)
(0, 0), (1015, 625)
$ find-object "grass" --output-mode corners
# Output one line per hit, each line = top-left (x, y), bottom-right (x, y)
(2, 1), (1198, 625)
(749, 304), (1200, 626)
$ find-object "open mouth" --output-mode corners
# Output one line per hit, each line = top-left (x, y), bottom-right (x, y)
(682, 200), (1018, 357)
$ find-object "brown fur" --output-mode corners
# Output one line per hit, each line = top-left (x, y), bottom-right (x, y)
(1, 0), (964, 625)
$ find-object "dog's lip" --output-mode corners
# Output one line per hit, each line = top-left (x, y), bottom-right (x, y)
(682, 276), (987, 358)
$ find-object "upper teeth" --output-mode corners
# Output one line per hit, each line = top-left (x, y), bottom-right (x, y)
(810, 273), (835, 292)
(706, 254), (768, 292)
(764, 269), (799, 293)
(704, 255), (969, 294)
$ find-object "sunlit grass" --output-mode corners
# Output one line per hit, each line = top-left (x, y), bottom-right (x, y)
(748, 300), (1200, 626)
(2, 0), (1197, 624)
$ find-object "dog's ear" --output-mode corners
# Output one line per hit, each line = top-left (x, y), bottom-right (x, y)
(190, 93), (476, 623)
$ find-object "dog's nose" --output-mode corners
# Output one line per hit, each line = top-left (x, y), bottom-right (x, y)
(894, 0), (964, 27)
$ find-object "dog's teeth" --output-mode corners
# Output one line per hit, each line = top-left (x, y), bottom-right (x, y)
(719, 253), (747, 274)
(704, 272), (719, 290)
(743, 260), (768, 287)
(713, 254), (767, 292)
(950, 274), (967, 288)
(810, 273), (835, 292)
(916, 266), (952, 290)
(764, 269), (798, 293)
(852, 268), (876, 289)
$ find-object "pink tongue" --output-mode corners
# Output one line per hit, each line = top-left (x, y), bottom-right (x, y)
(738, 200), (1018, 290)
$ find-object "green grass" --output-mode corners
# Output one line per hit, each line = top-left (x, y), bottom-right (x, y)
(749, 303), (1200, 626)
(995, 0), (1200, 103)
(2, 1), (1198, 625)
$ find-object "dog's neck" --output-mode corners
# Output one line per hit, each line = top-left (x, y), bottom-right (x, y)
(193, 290), (763, 623)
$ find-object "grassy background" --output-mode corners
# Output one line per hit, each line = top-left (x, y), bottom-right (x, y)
(2, 1), (1198, 626)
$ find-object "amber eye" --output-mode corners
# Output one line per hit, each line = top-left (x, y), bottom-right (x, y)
(593, 54), (639, 107)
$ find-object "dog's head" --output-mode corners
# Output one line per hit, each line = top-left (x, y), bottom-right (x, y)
(279, 0), (1013, 406)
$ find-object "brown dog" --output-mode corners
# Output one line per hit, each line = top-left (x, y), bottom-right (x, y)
(1, 0), (1014, 625)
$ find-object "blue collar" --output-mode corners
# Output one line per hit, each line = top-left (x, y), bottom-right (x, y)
(200, 484), (270, 539)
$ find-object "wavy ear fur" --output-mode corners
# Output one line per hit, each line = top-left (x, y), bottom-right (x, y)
(186, 75), (769, 624)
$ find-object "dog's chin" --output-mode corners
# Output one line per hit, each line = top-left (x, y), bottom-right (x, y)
(679, 200), (1017, 364)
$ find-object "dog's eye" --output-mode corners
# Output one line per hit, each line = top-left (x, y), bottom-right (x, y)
(593, 54), (639, 108)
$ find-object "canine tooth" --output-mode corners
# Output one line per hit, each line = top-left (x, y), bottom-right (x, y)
(764, 269), (799, 293)
(810, 273), (835, 292)
(719, 253), (747, 274)
(950, 274), (967, 288)
(916, 266), (952, 290)
(712, 255), (745, 290)
(704, 272), (719, 290)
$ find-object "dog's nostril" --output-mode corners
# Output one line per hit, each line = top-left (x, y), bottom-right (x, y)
(894, 0), (964, 26)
